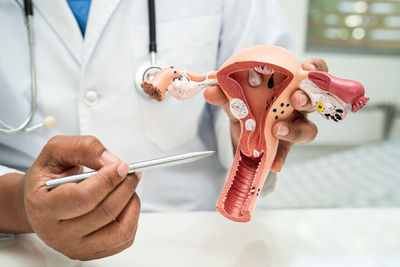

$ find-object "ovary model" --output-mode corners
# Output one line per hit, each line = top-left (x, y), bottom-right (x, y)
(141, 45), (369, 222)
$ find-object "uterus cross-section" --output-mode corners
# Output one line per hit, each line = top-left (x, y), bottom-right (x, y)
(141, 45), (369, 222)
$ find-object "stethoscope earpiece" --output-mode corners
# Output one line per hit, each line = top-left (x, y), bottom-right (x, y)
(22, 116), (56, 133)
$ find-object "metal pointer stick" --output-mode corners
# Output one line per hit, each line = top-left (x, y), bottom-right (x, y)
(46, 151), (216, 190)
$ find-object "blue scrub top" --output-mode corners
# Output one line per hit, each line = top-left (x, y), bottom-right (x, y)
(66, 0), (92, 36)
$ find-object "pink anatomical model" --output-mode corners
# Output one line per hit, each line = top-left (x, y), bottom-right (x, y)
(142, 45), (369, 222)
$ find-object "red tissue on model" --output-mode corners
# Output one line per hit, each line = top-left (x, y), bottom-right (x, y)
(308, 71), (368, 112)
(141, 45), (369, 222)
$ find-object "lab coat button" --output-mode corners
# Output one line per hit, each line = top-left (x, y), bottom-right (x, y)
(84, 90), (100, 106)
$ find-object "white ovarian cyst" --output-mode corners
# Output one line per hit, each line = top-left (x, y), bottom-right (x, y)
(253, 150), (260, 158)
(248, 69), (263, 87)
(245, 119), (256, 131)
(230, 98), (248, 119)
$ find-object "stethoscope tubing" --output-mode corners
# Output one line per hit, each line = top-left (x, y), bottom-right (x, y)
(148, 0), (156, 54)
(24, 0), (33, 16)
(1, 0), (159, 134)
(148, 0), (157, 66)
(135, 0), (167, 98)
(0, 0), (38, 134)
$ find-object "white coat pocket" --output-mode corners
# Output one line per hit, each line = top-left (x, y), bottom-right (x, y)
(131, 15), (221, 151)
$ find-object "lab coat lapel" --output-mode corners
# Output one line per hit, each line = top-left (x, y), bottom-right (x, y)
(32, 0), (84, 64)
(82, 0), (122, 66)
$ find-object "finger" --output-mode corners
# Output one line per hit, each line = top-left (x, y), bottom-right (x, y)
(135, 172), (143, 181)
(81, 193), (140, 256)
(38, 135), (118, 174)
(222, 102), (240, 123)
(58, 165), (83, 177)
(302, 58), (329, 72)
(271, 141), (293, 173)
(67, 232), (135, 261)
(204, 86), (228, 106)
(62, 173), (139, 236)
(272, 120), (318, 144)
(290, 90), (314, 113)
(90, 239), (133, 260)
(44, 160), (130, 219)
(115, 193), (140, 228)
(204, 85), (240, 124)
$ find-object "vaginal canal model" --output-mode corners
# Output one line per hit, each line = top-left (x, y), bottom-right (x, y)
(141, 45), (369, 222)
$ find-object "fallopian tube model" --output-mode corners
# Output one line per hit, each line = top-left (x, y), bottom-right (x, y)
(142, 45), (369, 222)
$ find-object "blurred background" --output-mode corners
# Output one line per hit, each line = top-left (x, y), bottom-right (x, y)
(259, 0), (400, 209)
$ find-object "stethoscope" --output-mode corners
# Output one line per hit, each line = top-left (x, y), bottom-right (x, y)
(1, 0), (163, 134)
(0, 0), (56, 134)
(135, 0), (167, 98)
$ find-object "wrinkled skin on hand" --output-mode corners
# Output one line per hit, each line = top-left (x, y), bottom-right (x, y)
(23, 136), (141, 260)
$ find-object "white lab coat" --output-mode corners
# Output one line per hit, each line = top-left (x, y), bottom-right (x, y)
(0, 0), (293, 211)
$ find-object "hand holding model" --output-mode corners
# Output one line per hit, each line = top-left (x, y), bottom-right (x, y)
(0, 136), (141, 260)
(204, 58), (329, 172)
(141, 45), (369, 222)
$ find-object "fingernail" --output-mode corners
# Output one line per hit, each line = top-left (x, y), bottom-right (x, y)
(299, 93), (308, 107)
(308, 64), (316, 71)
(101, 150), (118, 164)
(275, 165), (282, 173)
(277, 124), (289, 137)
(117, 162), (129, 178)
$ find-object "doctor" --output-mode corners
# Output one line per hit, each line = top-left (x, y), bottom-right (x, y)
(0, 0), (326, 260)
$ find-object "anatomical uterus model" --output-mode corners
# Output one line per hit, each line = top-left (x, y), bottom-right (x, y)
(142, 45), (369, 222)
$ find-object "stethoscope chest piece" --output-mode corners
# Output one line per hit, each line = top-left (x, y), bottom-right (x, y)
(135, 58), (167, 98)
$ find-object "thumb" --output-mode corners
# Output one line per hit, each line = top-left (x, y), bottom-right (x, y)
(204, 86), (228, 106)
(204, 85), (239, 123)
(302, 58), (329, 72)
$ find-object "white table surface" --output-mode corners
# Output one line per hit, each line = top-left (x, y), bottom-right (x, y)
(261, 140), (400, 209)
(1, 208), (399, 267)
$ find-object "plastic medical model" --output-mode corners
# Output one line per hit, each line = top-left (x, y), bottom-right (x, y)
(141, 45), (369, 222)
